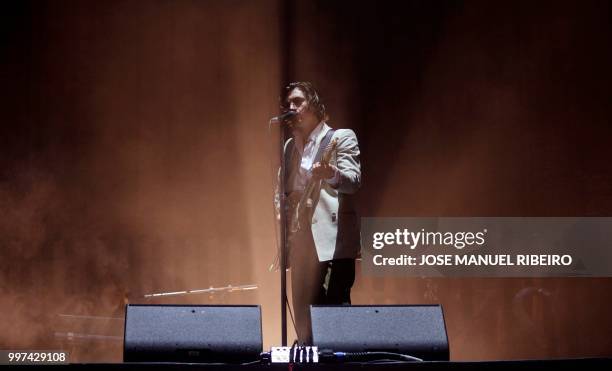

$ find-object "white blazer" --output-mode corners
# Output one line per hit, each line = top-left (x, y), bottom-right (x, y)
(285, 124), (361, 261)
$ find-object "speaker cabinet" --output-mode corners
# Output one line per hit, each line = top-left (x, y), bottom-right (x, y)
(124, 305), (262, 363)
(310, 305), (449, 361)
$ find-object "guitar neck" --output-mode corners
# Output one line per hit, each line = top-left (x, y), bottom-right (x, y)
(299, 138), (338, 203)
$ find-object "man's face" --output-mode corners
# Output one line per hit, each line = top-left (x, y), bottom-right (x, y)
(287, 88), (308, 113)
(287, 88), (318, 130)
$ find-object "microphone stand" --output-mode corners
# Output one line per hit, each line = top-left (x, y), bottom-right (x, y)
(270, 112), (296, 345)
(278, 123), (289, 346)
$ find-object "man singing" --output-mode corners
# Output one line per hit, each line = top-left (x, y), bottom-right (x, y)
(280, 82), (361, 344)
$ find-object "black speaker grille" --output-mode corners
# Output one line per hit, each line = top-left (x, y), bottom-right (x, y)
(124, 305), (262, 363)
(311, 305), (449, 361)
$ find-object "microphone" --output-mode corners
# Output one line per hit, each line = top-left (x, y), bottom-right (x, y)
(270, 110), (298, 124)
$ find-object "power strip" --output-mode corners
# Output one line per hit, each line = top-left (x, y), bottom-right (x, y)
(270, 346), (319, 363)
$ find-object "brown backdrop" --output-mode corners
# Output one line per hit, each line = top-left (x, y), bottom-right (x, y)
(1, 0), (611, 361)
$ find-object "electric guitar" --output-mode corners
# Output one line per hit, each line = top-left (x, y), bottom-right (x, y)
(289, 138), (338, 234)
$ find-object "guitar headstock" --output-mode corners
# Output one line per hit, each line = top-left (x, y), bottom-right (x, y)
(321, 138), (338, 165)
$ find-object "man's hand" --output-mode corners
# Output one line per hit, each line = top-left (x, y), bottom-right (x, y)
(311, 162), (337, 180)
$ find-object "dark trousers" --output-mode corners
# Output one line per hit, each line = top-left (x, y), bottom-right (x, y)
(290, 228), (355, 344)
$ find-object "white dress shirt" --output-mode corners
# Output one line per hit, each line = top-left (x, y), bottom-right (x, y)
(292, 122), (338, 191)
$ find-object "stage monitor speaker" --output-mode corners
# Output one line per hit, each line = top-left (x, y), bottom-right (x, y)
(310, 305), (449, 361)
(124, 304), (262, 363)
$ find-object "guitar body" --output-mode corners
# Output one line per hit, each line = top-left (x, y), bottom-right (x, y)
(286, 138), (338, 262)
(289, 138), (338, 234)
(288, 190), (309, 234)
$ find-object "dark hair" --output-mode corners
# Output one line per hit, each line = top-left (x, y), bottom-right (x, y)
(281, 81), (328, 122)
